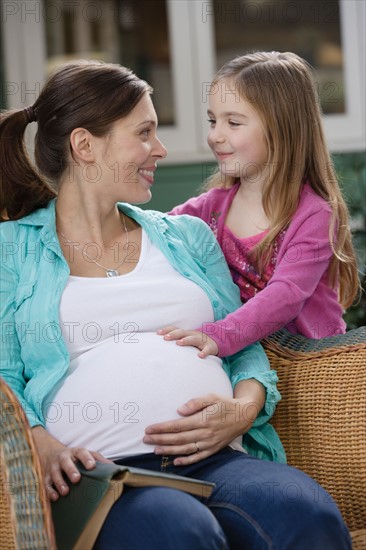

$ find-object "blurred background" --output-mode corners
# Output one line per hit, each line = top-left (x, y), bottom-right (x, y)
(0, 0), (365, 327)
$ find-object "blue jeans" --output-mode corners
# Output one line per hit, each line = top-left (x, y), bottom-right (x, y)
(93, 448), (351, 550)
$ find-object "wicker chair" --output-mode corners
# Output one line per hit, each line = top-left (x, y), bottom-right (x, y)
(0, 379), (56, 550)
(1, 326), (365, 549)
(262, 326), (366, 550)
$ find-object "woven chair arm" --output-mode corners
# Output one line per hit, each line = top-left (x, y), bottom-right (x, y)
(261, 327), (366, 546)
(0, 378), (56, 550)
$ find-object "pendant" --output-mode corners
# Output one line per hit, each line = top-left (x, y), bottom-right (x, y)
(106, 269), (119, 277)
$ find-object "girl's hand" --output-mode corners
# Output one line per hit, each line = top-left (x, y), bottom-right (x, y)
(143, 393), (259, 466)
(32, 426), (113, 501)
(158, 326), (219, 358)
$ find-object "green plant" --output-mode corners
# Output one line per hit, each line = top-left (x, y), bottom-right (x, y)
(333, 152), (366, 329)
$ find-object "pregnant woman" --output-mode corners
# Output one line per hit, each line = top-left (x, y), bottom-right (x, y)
(0, 60), (351, 549)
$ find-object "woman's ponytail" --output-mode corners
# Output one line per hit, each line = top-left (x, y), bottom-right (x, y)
(0, 108), (56, 222)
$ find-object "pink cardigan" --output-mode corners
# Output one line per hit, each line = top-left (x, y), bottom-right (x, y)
(171, 182), (345, 357)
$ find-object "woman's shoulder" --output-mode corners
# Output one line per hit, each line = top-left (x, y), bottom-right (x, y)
(121, 205), (217, 261)
(166, 211), (212, 233)
(120, 203), (213, 239)
(0, 218), (21, 241)
(124, 202), (208, 225)
(1, 201), (55, 237)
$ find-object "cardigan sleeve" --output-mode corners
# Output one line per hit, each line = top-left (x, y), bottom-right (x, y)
(0, 223), (44, 428)
(200, 206), (336, 357)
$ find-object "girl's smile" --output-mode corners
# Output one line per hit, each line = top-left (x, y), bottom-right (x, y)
(207, 79), (268, 188)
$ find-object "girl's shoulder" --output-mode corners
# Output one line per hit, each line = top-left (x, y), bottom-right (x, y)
(192, 184), (238, 211)
(202, 182), (240, 200)
(282, 182), (333, 243)
(170, 182), (240, 218)
(299, 182), (332, 214)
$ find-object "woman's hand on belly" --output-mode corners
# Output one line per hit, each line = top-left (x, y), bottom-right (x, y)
(32, 426), (113, 501)
(143, 392), (254, 466)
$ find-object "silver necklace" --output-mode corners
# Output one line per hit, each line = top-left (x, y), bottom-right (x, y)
(57, 213), (129, 277)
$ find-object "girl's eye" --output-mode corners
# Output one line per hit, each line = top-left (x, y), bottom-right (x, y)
(207, 118), (216, 126)
(229, 121), (241, 127)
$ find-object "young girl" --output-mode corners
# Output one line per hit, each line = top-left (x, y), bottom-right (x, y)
(164, 51), (359, 358)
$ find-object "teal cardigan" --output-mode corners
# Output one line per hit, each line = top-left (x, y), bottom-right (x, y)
(0, 200), (286, 462)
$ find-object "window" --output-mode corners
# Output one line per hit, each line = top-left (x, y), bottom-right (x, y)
(1, 0), (364, 161)
(213, 0), (345, 115)
(44, 0), (175, 125)
(192, 0), (366, 154)
(42, 0), (201, 158)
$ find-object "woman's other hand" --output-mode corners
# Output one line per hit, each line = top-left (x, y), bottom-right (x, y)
(32, 426), (113, 501)
(143, 391), (261, 466)
(158, 326), (219, 357)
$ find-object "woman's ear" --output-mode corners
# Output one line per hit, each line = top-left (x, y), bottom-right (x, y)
(69, 128), (95, 163)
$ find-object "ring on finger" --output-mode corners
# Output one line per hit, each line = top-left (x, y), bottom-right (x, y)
(194, 441), (200, 453)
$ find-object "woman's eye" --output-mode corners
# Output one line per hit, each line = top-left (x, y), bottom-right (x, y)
(140, 129), (151, 137)
(229, 121), (240, 127)
(207, 118), (216, 126)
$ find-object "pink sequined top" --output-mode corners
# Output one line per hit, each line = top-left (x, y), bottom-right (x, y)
(170, 182), (345, 357)
(222, 226), (284, 302)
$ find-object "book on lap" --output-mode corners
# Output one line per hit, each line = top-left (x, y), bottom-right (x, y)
(51, 460), (215, 550)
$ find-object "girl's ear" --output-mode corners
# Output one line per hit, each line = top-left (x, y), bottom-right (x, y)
(69, 128), (96, 163)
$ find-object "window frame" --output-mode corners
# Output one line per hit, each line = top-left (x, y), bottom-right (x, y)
(1, 0), (364, 163)
(191, 0), (366, 155)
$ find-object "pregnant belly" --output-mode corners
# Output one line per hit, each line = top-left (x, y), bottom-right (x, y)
(45, 333), (234, 458)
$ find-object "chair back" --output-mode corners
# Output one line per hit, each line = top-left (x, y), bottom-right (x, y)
(263, 327), (366, 549)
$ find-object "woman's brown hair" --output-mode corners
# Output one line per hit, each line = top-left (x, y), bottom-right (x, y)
(205, 51), (359, 308)
(0, 60), (151, 221)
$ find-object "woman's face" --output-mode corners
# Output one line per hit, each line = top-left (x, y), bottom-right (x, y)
(207, 79), (269, 186)
(96, 93), (167, 204)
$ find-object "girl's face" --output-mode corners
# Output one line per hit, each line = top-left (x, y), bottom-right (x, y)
(207, 79), (269, 186)
(95, 93), (167, 204)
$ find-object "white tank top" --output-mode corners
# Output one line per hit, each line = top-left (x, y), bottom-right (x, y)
(45, 230), (244, 458)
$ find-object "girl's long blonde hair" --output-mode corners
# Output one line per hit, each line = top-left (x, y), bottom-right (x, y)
(206, 51), (359, 308)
